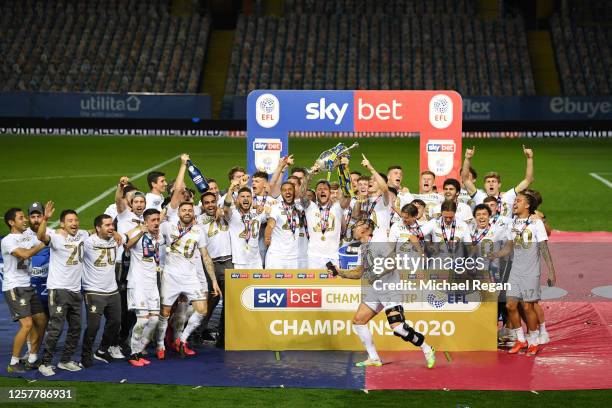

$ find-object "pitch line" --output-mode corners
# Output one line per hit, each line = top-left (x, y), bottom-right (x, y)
(50, 154), (180, 227)
(589, 173), (612, 189)
(0, 174), (125, 183)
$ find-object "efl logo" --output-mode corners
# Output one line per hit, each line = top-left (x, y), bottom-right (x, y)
(305, 98), (348, 125)
(255, 93), (280, 128)
(429, 94), (453, 129)
(253, 288), (322, 308)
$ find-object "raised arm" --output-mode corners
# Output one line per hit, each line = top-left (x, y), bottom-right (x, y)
(361, 154), (391, 205)
(514, 145), (534, 193)
(461, 146), (478, 196)
(36, 201), (54, 244)
(269, 155), (293, 198)
(299, 164), (319, 208)
(115, 176), (130, 214)
(223, 179), (240, 221)
(169, 154), (190, 210)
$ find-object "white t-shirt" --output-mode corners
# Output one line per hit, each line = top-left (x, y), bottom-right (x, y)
(160, 222), (208, 280)
(363, 195), (393, 242)
(104, 203), (118, 220)
(470, 221), (509, 258)
(388, 222), (422, 268)
(116, 208), (144, 260)
(1, 232), (40, 291)
(472, 188), (517, 218)
(82, 234), (119, 293)
(429, 201), (474, 224)
(127, 230), (166, 289)
(197, 214), (232, 259)
(266, 202), (302, 259)
(421, 218), (472, 244)
(227, 208), (268, 265)
(145, 192), (164, 211)
(304, 201), (344, 259)
(507, 217), (548, 277)
(46, 229), (89, 292)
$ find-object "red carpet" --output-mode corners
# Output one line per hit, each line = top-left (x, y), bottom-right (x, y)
(366, 302), (612, 390)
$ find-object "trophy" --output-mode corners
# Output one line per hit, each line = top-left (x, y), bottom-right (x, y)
(310, 142), (359, 197)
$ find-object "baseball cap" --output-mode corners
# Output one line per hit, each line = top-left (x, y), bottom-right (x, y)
(28, 202), (43, 215)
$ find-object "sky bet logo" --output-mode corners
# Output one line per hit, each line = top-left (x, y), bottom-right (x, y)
(305, 98), (349, 125)
(254, 288), (322, 308)
(427, 142), (455, 153)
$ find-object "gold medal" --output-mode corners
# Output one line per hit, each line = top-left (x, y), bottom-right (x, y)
(245, 244), (250, 251)
(321, 235), (326, 241)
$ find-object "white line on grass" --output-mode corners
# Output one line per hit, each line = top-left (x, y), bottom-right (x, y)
(589, 173), (612, 189)
(49, 155), (180, 227)
(0, 174), (125, 183)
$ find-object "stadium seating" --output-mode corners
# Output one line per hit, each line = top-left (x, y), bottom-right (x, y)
(224, 12), (535, 97)
(0, 0), (211, 93)
(549, 13), (612, 96)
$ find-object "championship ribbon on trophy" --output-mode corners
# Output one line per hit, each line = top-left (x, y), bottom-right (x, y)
(310, 142), (359, 197)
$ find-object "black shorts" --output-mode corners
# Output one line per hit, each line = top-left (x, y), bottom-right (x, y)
(3, 286), (45, 321)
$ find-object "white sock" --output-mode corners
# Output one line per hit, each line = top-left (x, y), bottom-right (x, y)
(539, 323), (547, 335)
(27, 353), (37, 364)
(140, 316), (159, 352)
(172, 302), (189, 341)
(157, 315), (169, 349)
(514, 328), (526, 343)
(180, 312), (204, 343)
(353, 324), (380, 361)
(130, 317), (148, 354)
(528, 331), (539, 346)
(26, 340), (32, 354)
(420, 341), (432, 354)
(10, 356), (19, 365)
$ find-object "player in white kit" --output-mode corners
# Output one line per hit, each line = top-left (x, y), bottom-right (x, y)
(156, 202), (221, 358)
(264, 181), (302, 269)
(332, 219), (436, 368)
(490, 192), (556, 356)
(37, 203), (89, 376)
(224, 182), (269, 269)
(81, 214), (122, 368)
(2, 208), (47, 373)
(461, 145), (534, 218)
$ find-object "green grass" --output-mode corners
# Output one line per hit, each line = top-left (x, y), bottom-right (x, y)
(0, 377), (610, 408)
(1, 136), (611, 236)
(0, 135), (611, 404)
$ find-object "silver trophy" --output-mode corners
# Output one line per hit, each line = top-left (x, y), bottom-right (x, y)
(310, 142), (359, 180)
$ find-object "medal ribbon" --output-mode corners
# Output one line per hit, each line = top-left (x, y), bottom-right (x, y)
(319, 204), (331, 236)
(472, 224), (491, 244)
(241, 210), (252, 244)
(283, 201), (298, 235)
(440, 218), (456, 252)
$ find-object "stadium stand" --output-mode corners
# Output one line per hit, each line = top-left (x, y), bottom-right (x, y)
(0, 0), (211, 93)
(549, 13), (612, 96)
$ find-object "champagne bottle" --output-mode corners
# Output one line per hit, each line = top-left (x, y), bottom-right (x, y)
(187, 160), (209, 193)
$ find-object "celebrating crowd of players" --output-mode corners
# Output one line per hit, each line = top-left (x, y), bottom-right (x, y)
(2, 146), (556, 374)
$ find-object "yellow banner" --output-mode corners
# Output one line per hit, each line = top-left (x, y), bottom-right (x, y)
(225, 269), (497, 351)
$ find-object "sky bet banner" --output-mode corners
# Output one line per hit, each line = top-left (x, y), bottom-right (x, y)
(225, 270), (496, 351)
(247, 90), (463, 190)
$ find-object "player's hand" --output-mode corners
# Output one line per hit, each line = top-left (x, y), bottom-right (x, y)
(361, 154), (371, 169)
(240, 174), (250, 187)
(340, 156), (349, 166)
(229, 179), (240, 191)
(180, 153), (190, 165)
(264, 236), (271, 246)
(43, 201), (55, 221)
(401, 187), (410, 193)
(465, 146), (475, 159)
(212, 281), (222, 297)
(286, 154), (294, 166)
(119, 176), (129, 187)
(523, 145), (533, 158)
(139, 224), (147, 233)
